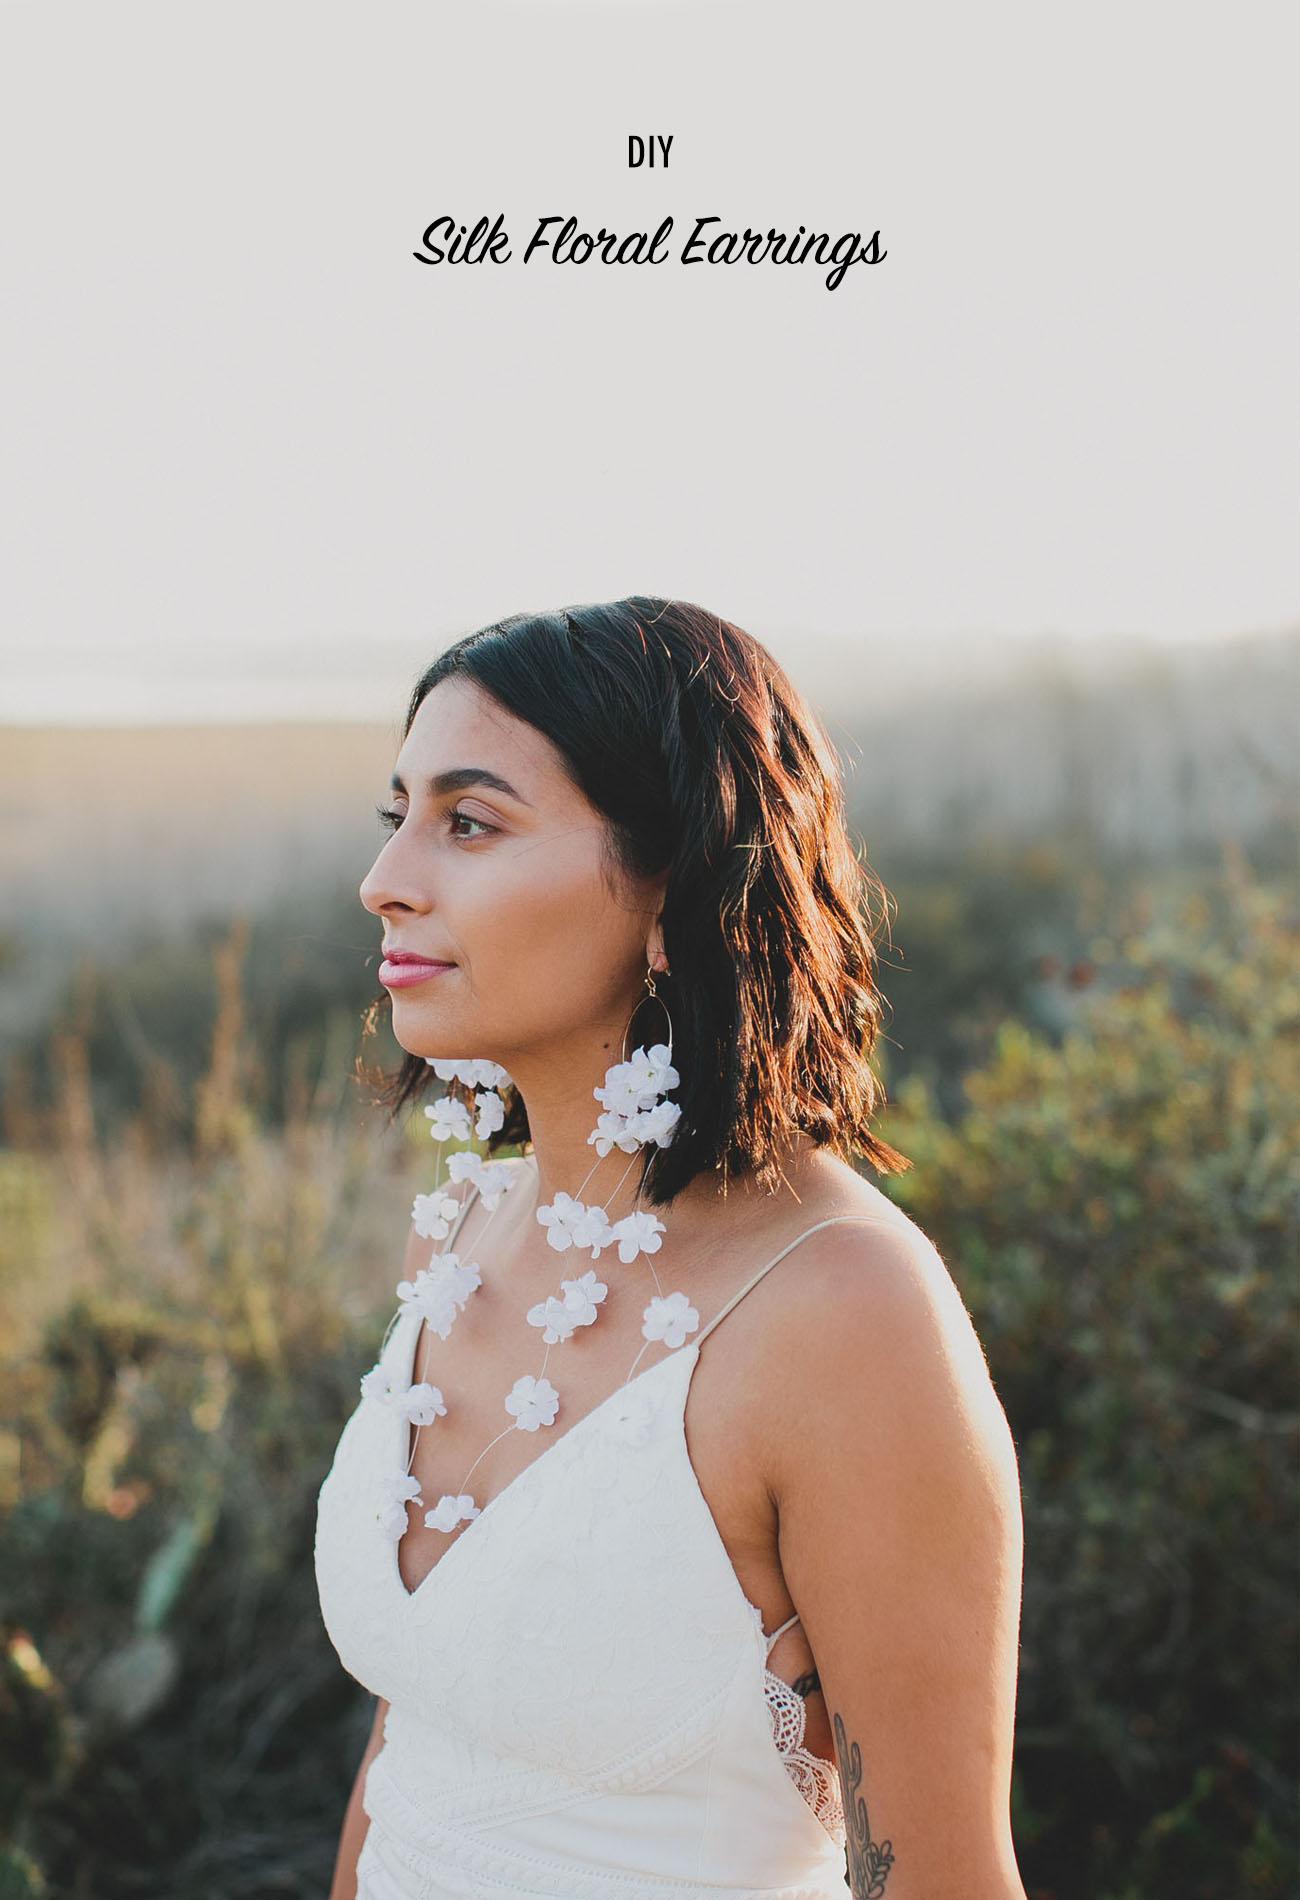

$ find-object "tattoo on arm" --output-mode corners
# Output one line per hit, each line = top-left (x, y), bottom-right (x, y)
(833, 1710), (895, 1899)
(792, 1667), (821, 1699)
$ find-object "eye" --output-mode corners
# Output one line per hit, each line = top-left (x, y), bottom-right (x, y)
(373, 803), (496, 840)
(448, 807), (495, 839)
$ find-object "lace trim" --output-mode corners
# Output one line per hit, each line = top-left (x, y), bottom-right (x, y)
(762, 1668), (845, 1844)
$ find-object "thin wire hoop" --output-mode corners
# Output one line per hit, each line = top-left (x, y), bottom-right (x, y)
(618, 966), (674, 1065)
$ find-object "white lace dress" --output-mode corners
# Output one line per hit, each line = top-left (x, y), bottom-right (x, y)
(315, 1223), (865, 1900)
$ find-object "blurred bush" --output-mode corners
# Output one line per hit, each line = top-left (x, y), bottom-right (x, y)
(873, 834), (1112, 1112)
(0, 919), (423, 1897)
(0, 885), (391, 1155)
(884, 863), (1300, 1900)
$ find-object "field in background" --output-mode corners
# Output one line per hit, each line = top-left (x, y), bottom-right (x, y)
(2, 628), (1295, 1052)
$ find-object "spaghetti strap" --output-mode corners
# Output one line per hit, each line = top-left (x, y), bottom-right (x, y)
(446, 1178), (484, 1249)
(764, 1611), (801, 1654)
(439, 1152), (533, 1252)
(694, 1213), (891, 1347)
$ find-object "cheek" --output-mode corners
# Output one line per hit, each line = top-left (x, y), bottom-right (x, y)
(467, 844), (641, 1005)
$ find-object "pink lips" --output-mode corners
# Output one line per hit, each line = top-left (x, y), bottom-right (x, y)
(378, 952), (455, 989)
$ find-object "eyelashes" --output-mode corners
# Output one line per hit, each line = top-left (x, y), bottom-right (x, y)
(374, 805), (495, 840)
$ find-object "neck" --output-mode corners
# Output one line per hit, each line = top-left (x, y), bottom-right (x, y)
(504, 1036), (648, 1218)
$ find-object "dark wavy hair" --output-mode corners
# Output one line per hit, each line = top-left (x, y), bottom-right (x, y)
(367, 597), (907, 1203)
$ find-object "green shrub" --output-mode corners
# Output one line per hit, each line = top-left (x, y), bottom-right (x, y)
(884, 872), (1300, 1900)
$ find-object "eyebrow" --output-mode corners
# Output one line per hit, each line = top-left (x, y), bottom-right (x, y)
(390, 766), (532, 806)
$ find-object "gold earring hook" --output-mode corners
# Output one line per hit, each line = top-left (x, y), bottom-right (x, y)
(619, 964), (671, 1064)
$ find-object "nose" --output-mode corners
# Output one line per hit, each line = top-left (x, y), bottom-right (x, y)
(358, 830), (430, 921)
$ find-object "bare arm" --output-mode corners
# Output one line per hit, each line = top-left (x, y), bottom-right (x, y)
(771, 1221), (1028, 1900)
(329, 1695), (389, 1900)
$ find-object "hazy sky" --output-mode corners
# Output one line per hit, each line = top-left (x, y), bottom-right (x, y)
(2, 0), (1297, 722)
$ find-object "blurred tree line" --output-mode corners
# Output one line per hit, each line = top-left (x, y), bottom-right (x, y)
(0, 838), (1295, 1899)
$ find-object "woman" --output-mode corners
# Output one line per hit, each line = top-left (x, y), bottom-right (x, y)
(315, 598), (1027, 1900)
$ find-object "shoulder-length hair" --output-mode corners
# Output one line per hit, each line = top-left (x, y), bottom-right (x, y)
(369, 596), (907, 1202)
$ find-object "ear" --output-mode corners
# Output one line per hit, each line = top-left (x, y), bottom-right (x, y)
(645, 910), (669, 977)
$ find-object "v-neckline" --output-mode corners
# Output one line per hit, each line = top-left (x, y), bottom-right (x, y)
(390, 1314), (698, 1606)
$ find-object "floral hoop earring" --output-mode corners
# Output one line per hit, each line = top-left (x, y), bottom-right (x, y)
(622, 961), (673, 1070)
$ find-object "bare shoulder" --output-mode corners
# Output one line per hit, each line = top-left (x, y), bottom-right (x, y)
(757, 1169), (1019, 1501)
(783, 1182), (981, 1365)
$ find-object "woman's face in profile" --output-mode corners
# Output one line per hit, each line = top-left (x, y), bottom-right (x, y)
(359, 677), (662, 1069)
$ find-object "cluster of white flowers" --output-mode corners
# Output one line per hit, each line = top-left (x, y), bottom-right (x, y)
(360, 1364), (449, 1426)
(424, 1096), (473, 1143)
(373, 1038), (701, 1545)
(588, 1044), (682, 1157)
(590, 1099), (682, 1157)
(446, 1148), (515, 1210)
(411, 1190), (462, 1240)
(641, 1291), (700, 1349)
(423, 1058), (510, 1143)
(425, 1057), (511, 1091)
(534, 1195), (668, 1264)
(378, 1474), (482, 1540)
(396, 1251), (483, 1340)
(597, 1044), (679, 1109)
(377, 1471), (424, 1539)
(526, 1269), (608, 1343)
(423, 1492), (481, 1533)
(610, 1209), (666, 1264)
(534, 1194), (669, 1266)
(505, 1374), (561, 1432)
(536, 1191), (614, 1255)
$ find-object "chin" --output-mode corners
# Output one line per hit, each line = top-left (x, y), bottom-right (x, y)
(389, 1012), (454, 1057)
(393, 1018), (483, 1064)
